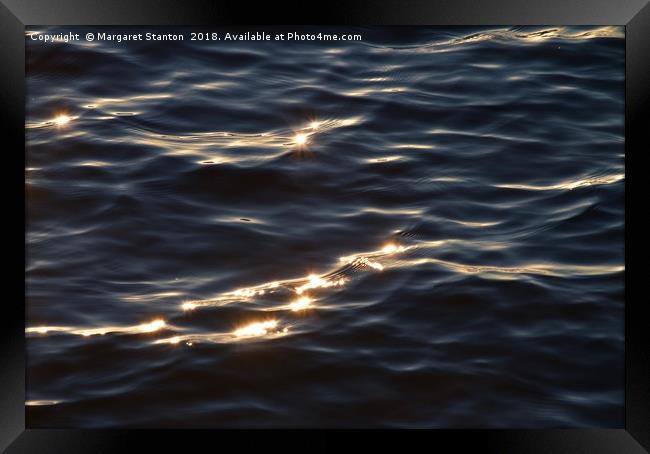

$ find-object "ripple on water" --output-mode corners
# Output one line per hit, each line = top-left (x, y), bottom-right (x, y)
(26, 26), (624, 428)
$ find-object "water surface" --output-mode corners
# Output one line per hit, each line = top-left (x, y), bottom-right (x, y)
(26, 26), (625, 428)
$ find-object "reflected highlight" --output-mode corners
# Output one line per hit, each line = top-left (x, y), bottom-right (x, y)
(155, 319), (289, 345)
(26, 400), (60, 406)
(233, 319), (279, 337)
(178, 239), (411, 313)
(294, 133), (308, 146)
(290, 296), (313, 311)
(296, 274), (345, 295)
(495, 174), (624, 192)
(137, 319), (166, 333)
(26, 318), (170, 337)
(53, 114), (72, 127)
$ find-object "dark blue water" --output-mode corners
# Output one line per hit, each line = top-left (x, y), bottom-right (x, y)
(25, 26), (625, 428)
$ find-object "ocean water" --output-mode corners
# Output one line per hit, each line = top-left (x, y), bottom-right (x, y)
(25, 26), (625, 428)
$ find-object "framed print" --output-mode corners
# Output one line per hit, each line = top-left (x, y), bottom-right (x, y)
(1, 0), (648, 452)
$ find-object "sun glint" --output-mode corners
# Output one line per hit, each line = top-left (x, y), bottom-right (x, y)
(294, 133), (308, 146)
(181, 302), (197, 311)
(233, 320), (278, 338)
(382, 243), (398, 254)
(290, 296), (313, 312)
(53, 114), (72, 127)
(137, 319), (166, 333)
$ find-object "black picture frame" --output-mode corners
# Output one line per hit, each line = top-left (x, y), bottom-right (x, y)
(2, 0), (647, 452)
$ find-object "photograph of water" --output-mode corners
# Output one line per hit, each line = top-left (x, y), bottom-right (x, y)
(26, 26), (624, 428)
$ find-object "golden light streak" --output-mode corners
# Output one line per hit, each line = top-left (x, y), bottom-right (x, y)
(121, 291), (183, 302)
(385, 27), (623, 56)
(178, 239), (411, 313)
(366, 156), (403, 164)
(407, 256), (624, 278)
(137, 319), (166, 333)
(110, 115), (365, 166)
(364, 258), (384, 271)
(382, 243), (399, 254)
(26, 113), (80, 130)
(53, 114), (71, 127)
(339, 242), (411, 268)
(180, 286), (271, 312)
(181, 285), (271, 312)
(26, 400), (60, 406)
(290, 296), (313, 312)
(391, 144), (432, 150)
(495, 174), (624, 191)
(233, 320), (279, 338)
(26, 318), (169, 337)
(295, 274), (347, 295)
(181, 301), (197, 311)
(343, 86), (407, 97)
(294, 133), (308, 146)
(154, 322), (291, 345)
(233, 288), (265, 297)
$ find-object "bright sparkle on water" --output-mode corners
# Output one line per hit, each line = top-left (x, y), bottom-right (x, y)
(382, 243), (398, 253)
(53, 114), (72, 127)
(137, 319), (166, 333)
(233, 320), (279, 338)
(290, 296), (313, 311)
(294, 133), (308, 146)
(181, 301), (197, 311)
(295, 274), (344, 295)
(27, 318), (168, 337)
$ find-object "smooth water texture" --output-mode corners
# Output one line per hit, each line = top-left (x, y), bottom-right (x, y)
(26, 26), (625, 428)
